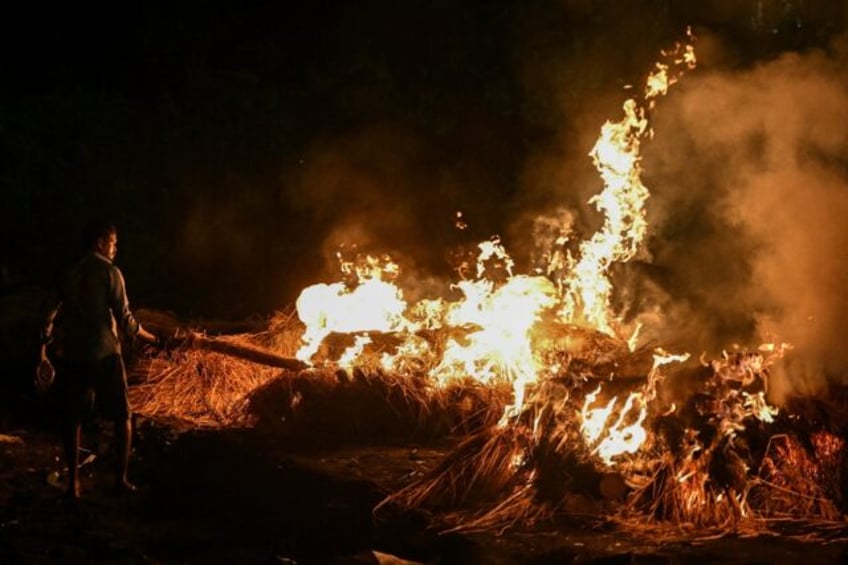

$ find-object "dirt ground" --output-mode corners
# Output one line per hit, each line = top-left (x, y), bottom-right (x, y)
(3, 401), (848, 564)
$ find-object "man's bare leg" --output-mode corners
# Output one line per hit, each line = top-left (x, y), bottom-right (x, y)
(63, 422), (81, 499)
(114, 417), (135, 492)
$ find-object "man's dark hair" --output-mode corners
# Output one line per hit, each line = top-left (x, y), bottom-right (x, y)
(82, 218), (117, 250)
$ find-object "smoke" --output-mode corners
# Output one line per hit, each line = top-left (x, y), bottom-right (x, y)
(276, 4), (848, 402)
(281, 125), (482, 299)
(638, 33), (848, 399)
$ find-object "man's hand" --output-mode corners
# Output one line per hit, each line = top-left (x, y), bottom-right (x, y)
(35, 357), (55, 392)
(138, 326), (158, 344)
(136, 326), (164, 356)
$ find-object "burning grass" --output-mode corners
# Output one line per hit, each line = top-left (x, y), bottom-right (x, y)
(129, 309), (301, 427)
(377, 346), (848, 541)
(129, 306), (848, 541)
(129, 309), (510, 439)
(128, 308), (848, 542)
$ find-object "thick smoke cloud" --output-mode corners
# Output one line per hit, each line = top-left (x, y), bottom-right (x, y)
(638, 33), (848, 398)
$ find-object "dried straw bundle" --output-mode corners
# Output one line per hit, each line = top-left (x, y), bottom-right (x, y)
(246, 368), (509, 442)
(440, 483), (556, 535)
(380, 426), (532, 512)
(129, 339), (282, 427)
(615, 435), (847, 541)
(623, 451), (750, 531)
(749, 433), (842, 521)
(129, 309), (305, 427)
(377, 386), (603, 534)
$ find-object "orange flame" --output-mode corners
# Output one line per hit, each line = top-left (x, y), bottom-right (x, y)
(579, 349), (688, 466)
(293, 34), (699, 450)
(559, 37), (697, 336)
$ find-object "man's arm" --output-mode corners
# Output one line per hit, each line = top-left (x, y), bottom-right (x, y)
(109, 266), (158, 344)
(39, 291), (62, 361)
(35, 289), (61, 389)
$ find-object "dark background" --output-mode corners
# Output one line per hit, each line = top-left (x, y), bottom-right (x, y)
(2, 0), (844, 319)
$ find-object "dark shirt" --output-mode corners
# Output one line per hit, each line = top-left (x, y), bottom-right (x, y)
(43, 252), (141, 361)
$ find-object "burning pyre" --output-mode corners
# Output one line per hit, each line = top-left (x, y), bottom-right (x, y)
(134, 30), (848, 539)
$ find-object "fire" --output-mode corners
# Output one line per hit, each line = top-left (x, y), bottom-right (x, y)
(293, 34), (704, 464)
(580, 386), (617, 445)
(295, 254), (408, 362)
(580, 388), (649, 466)
(558, 35), (696, 335)
(342, 31), (842, 534)
(742, 392), (778, 423)
(594, 392), (647, 465)
(337, 335), (372, 370)
(434, 273), (558, 423)
(579, 349), (689, 466)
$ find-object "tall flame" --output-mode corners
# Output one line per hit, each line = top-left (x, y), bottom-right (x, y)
(292, 32), (700, 463)
(560, 34), (697, 335)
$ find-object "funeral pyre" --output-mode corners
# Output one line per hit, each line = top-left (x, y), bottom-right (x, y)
(133, 31), (848, 538)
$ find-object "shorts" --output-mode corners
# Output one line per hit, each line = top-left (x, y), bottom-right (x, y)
(55, 355), (131, 421)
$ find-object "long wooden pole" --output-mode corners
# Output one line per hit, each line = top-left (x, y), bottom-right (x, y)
(186, 333), (309, 372)
(137, 310), (308, 371)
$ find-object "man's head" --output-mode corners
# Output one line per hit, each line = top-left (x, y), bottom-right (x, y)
(83, 218), (118, 261)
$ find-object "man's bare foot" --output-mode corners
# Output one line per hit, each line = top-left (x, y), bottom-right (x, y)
(113, 479), (137, 495)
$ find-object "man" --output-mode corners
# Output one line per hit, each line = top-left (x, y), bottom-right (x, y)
(38, 219), (158, 500)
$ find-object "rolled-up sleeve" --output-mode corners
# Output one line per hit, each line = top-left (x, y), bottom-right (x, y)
(109, 266), (141, 338)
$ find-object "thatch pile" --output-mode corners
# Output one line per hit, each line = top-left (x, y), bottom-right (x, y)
(128, 309), (302, 427)
(246, 367), (510, 443)
(129, 346), (282, 427)
(615, 423), (847, 541)
(748, 431), (844, 520)
(128, 309), (511, 441)
(379, 348), (848, 540)
(127, 307), (848, 538)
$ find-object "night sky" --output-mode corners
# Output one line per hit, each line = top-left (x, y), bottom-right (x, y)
(3, 0), (846, 325)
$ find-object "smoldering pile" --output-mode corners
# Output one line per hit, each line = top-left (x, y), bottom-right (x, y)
(378, 343), (848, 541)
(129, 308), (848, 540)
